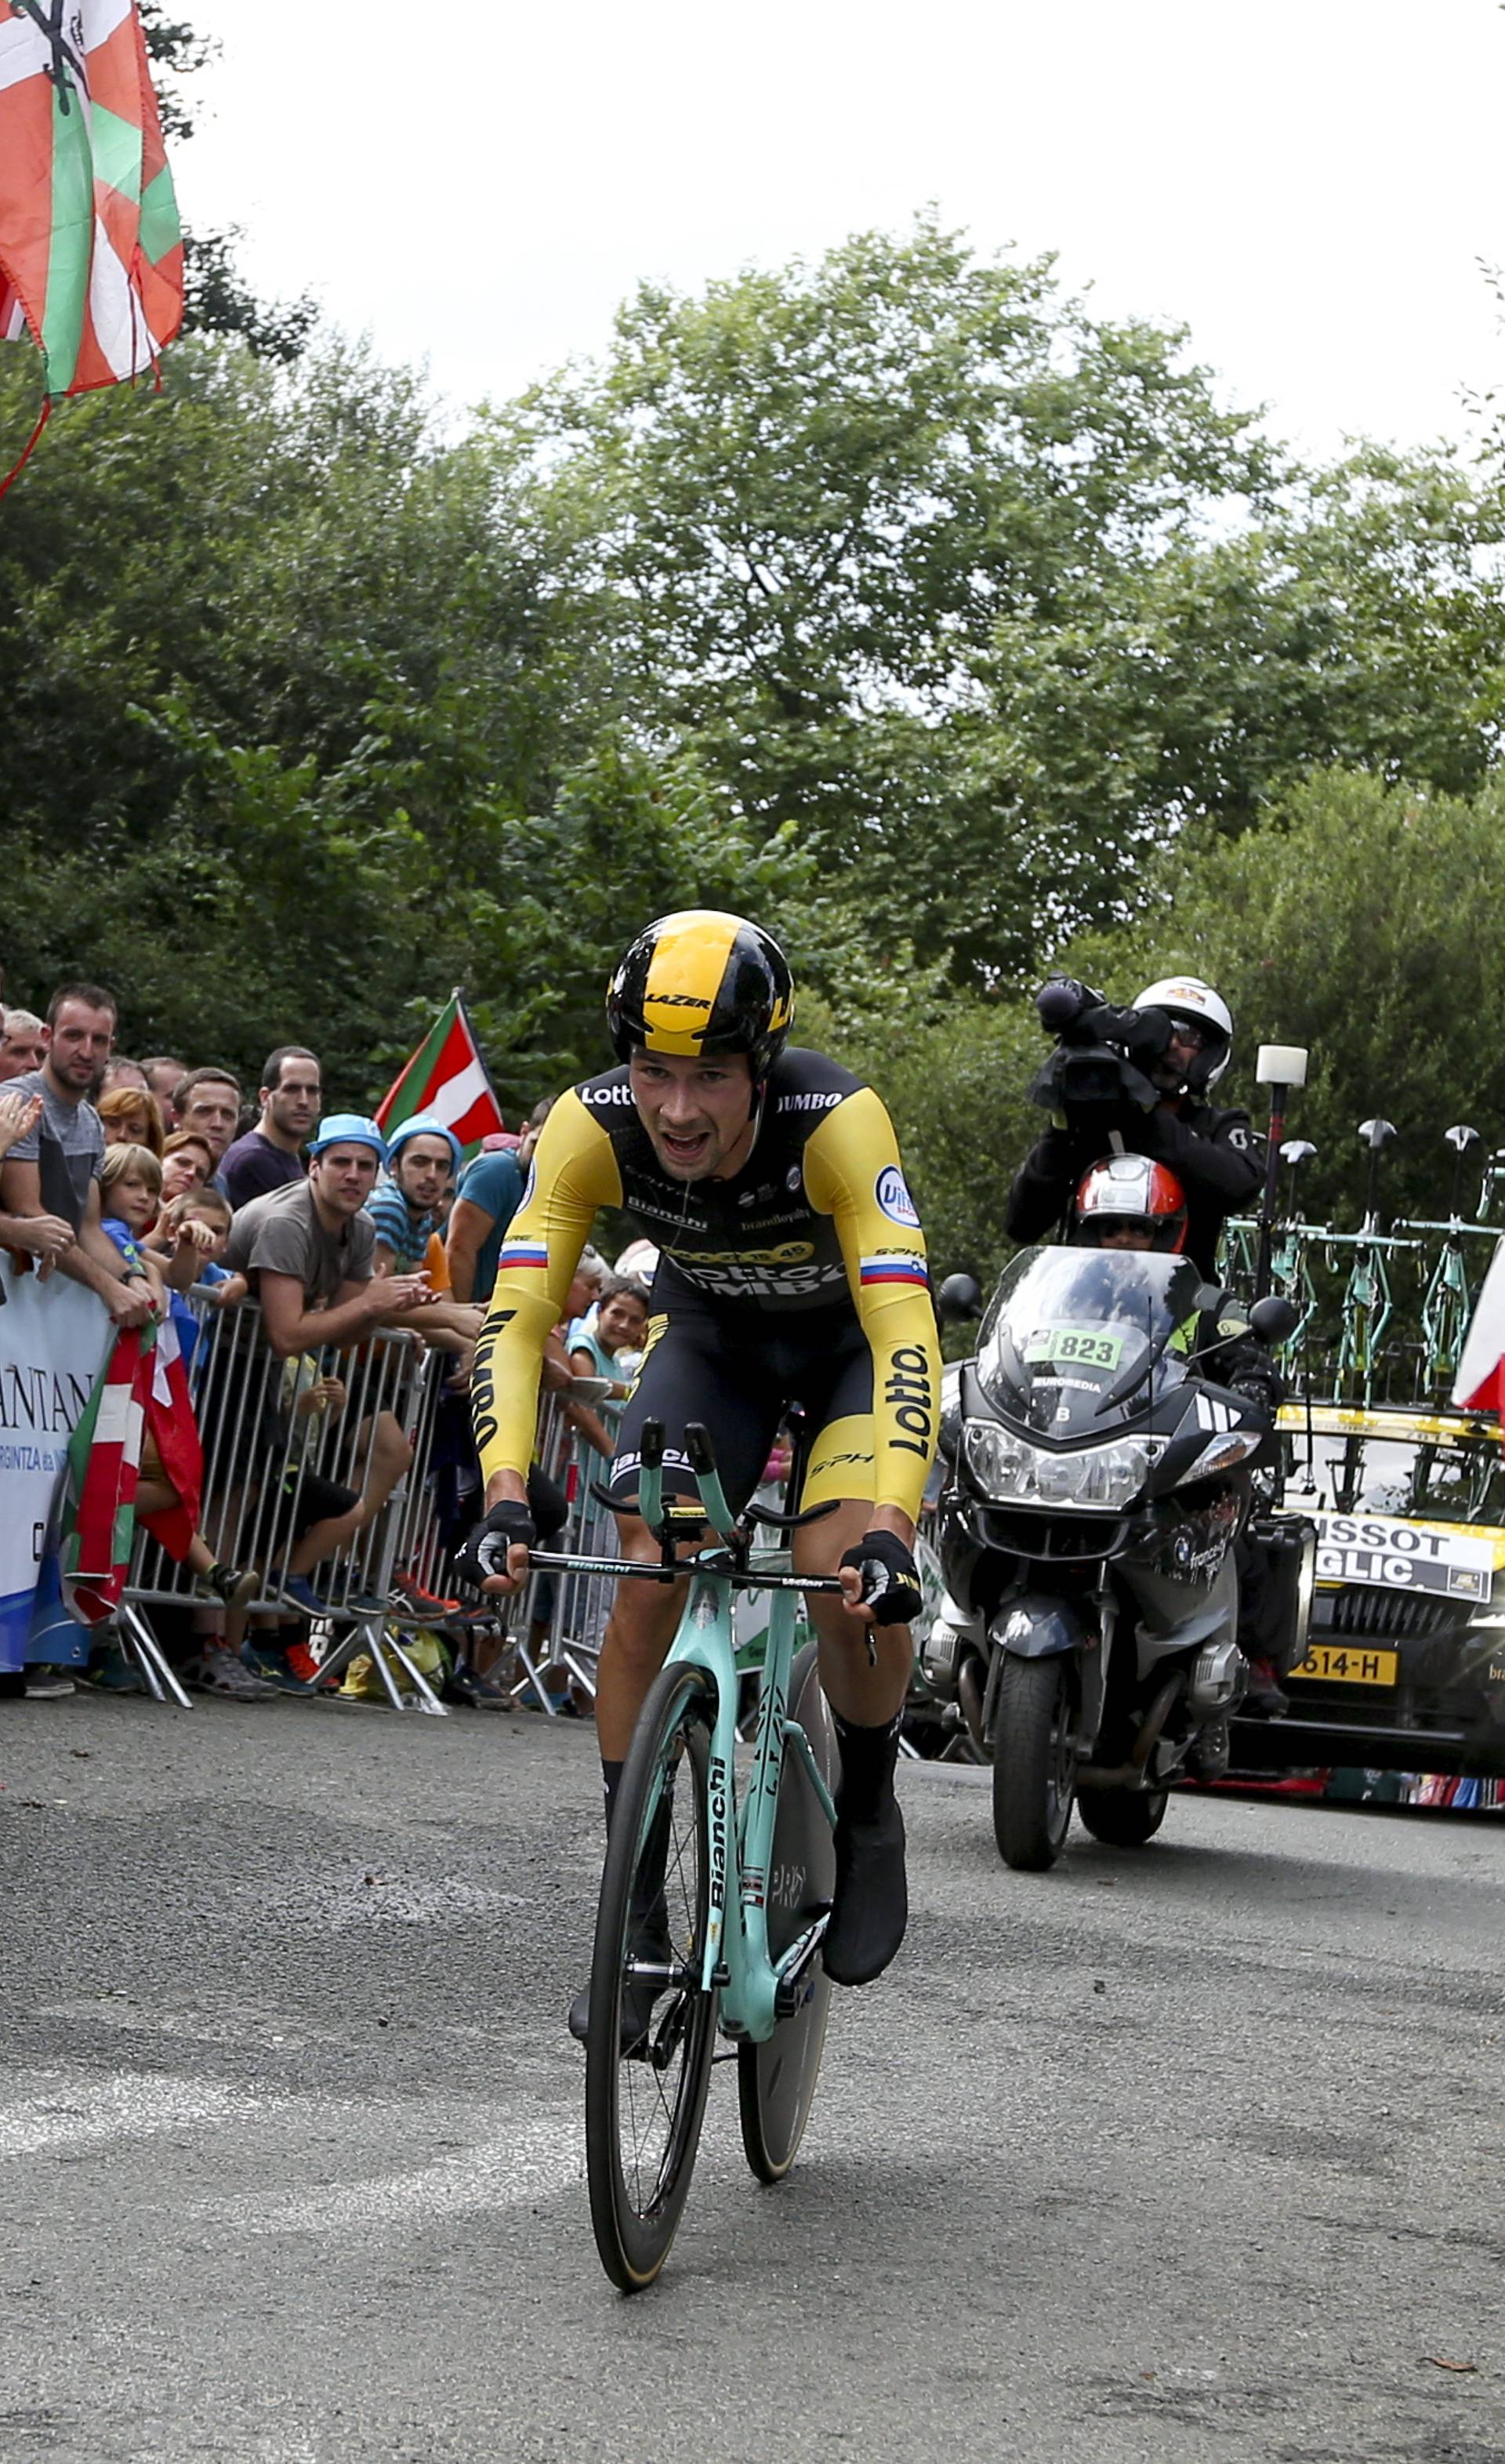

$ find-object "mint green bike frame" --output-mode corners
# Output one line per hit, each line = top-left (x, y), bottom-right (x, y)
(546, 1447), (840, 2045)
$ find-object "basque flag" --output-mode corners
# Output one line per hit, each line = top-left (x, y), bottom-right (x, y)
(376, 990), (506, 1158)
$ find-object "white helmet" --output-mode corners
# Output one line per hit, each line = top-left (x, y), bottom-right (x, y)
(1133, 976), (1233, 1094)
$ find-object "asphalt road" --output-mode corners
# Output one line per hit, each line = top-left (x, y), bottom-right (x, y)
(2, 1693), (1503, 2464)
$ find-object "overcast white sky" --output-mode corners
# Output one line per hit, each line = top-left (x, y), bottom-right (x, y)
(178, 0), (1504, 463)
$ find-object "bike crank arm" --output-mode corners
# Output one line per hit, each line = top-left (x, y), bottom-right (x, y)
(771, 1914), (831, 2019)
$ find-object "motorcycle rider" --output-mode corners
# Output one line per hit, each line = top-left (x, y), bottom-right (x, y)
(1007, 976), (1260, 1279)
(1072, 1154), (1280, 1415)
(1072, 1152), (1289, 1714)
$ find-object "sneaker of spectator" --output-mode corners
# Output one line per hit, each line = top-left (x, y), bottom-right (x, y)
(98, 1084), (166, 1156)
(169, 1068), (243, 1183)
(241, 1633), (320, 1693)
(24, 1666), (76, 1698)
(221, 1045), (321, 1210)
(78, 1638), (146, 1694)
(183, 1645), (278, 1700)
(0, 1007), (47, 1083)
(139, 1058), (188, 1127)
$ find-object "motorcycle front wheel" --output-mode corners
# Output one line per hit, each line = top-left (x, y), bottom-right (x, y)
(991, 1653), (1076, 1871)
(1076, 1787), (1169, 1847)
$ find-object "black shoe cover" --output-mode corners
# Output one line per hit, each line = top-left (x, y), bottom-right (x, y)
(569, 1908), (672, 2050)
(823, 1795), (908, 1986)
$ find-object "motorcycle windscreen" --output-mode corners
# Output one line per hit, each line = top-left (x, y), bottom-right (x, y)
(975, 1247), (1203, 1437)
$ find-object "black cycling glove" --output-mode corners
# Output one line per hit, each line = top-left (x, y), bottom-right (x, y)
(839, 1530), (923, 1628)
(455, 1499), (537, 1590)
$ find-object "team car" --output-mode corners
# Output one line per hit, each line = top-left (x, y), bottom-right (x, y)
(1229, 1402), (1505, 1780)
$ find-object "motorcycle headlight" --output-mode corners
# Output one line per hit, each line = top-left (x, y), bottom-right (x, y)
(963, 1419), (1157, 1511)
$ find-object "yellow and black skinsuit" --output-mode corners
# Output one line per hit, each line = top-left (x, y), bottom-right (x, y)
(473, 1047), (940, 1516)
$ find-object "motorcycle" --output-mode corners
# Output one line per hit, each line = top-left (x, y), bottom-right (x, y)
(926, 1248), (1305, 1869)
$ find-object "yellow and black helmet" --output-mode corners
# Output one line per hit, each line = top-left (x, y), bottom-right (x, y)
(606, 911), (795, 1078)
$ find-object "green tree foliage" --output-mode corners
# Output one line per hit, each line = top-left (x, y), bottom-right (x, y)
(512, 218), (1278, 973)
(512, 223), (1505, 982)
(1059, 769), (1505, 1230)
(0, 342), (800, 1108)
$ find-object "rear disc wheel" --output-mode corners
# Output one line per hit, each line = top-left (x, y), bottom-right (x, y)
(738, 1641), (837, 2183)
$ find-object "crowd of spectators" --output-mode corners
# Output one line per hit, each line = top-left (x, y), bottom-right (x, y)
(0, 985), (632, 1712)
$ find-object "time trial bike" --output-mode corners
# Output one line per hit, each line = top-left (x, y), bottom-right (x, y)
(529, 1416), (846, 2292)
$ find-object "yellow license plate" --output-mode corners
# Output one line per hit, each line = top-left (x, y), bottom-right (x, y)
(1293, 1643), (1398, 1687)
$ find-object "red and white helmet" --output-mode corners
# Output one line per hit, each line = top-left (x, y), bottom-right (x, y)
(1134, 976), (1233, 1094)
(1074, 1154), (1188, 1253)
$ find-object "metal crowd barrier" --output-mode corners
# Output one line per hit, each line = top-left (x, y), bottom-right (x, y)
(118, 1293), (641, 1719)
(121, 1287), (449, 1713)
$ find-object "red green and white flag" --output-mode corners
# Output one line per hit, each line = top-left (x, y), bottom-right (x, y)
(376, 992), (506, 1156)
(0, 0), (183, 401)
(58, 1309), (202, 1624)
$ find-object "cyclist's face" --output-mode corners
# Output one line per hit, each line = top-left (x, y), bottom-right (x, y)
(629, 1051), (756, 1181)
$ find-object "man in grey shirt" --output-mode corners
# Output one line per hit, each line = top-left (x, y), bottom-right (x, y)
(225, 1114), (430, 1341)
(1, 983), (153, 1327)
(218, 1117), (436, 1630)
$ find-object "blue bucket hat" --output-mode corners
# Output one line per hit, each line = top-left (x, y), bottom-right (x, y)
(385, 1112), (462, 1177)
(308, 1112), (388, 1162)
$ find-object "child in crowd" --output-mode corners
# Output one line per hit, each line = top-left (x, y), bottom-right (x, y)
(568, 1274), (651, 1399)
(96, 1145), (269, 1698)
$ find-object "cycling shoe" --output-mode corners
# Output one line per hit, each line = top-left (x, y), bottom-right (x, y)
(569, 1914), (673, 2052)
(822, 1795), (908, 1986)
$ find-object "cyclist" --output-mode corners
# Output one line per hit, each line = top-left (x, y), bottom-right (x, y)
(457, 911), (939, 2019)
(1008, 975), (1260, 1279)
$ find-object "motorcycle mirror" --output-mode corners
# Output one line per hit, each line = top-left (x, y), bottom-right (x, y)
(936, 1272), (983, 1323)
(1249, 1293), (1300, 1346)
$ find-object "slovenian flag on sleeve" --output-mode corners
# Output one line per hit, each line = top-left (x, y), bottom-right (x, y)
(1452, 1237), (1505, 1421)
(375, 991), (506, 1156)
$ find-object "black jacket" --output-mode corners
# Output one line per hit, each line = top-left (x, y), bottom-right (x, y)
(1005, 1096), (1261, 1280)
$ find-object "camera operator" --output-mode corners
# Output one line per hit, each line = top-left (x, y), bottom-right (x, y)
(1006, 974), (1260, 1279)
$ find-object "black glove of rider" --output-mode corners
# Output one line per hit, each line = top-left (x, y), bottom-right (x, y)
(455, 1499), (537, 1590)
(839, 1530), (923, 1628)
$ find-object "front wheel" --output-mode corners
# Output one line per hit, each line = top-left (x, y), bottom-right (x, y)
(586, 1664), (720, 2292)
(738, 1641), (836, 2183)
(991, 1653), (1076, 1871)
(1076, 1787), (1169, 1847)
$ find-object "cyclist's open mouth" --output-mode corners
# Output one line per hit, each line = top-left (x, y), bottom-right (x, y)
(658, 1126), (713, 1172)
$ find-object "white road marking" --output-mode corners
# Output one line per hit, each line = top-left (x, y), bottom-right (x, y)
(218, 2111), (582, 2237)
(0, 2067), (273, 2158)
